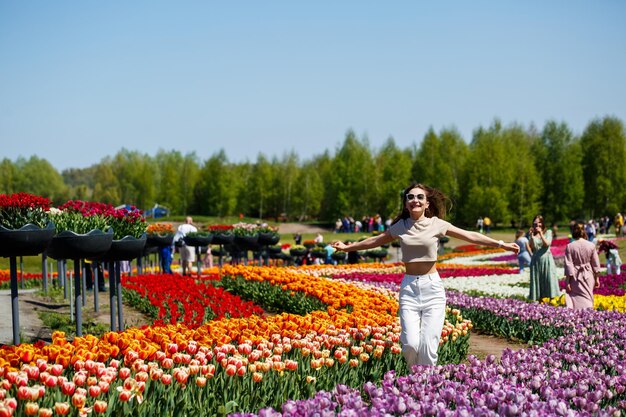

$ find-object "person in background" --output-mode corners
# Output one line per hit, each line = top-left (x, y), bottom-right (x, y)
(332, 182), (519, 369)
(598, 239), (622, 275)
(615, 213), (624, 237)
(514, 229), (532, 273)
(528, 215), (560, 301)
(314, 232), (324, 244)
(482, 216), (492, 234)
(564, 223), (601, 309)
(293, 233), (302, 245)
(476, 217), (484, 234)
(159, 244), (173, 274)
(585, 219), (596, 242)
(174, 216), (197, 276)
(202, 246), (213, 269)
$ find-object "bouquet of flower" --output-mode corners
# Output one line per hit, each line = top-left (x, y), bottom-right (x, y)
(231, 222), (259, 237)
(0, 192), (52, 229)
(107, 206), (147, 239)
(51, 200), (111, 235)
(146, 223), (175, 235)
(207, 224), (234, 233)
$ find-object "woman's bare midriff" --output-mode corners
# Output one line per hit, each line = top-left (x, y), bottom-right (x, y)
(404, 261), (437, 276)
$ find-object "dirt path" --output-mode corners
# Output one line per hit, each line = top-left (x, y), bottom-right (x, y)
(2, 288), (151, 344)
(467, 332), (526, 360)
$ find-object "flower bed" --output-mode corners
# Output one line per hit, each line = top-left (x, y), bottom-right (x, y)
(0, 264), (470, 416)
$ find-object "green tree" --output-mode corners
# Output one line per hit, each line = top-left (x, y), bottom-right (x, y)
(292, 156), (325, 221)
(374, 137), (413, 219)
(326, 130), (375, 220)
(109, 149), (159, 210)
(92, 158), (121, 205)
(580, 116), (626, 217)
(413, 127), (468, 221)
(537, 121), (584, 222)
(13, 156), (68, 203)
(459, 120), (541, 226)
(249, 154), (275, 220)
(0, 158), (17, 194)
(192, 150), (234, 217)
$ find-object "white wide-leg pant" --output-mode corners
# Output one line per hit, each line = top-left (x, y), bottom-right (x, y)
(399, 272), (446, 369)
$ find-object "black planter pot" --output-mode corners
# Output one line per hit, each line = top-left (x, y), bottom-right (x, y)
(367, 249), (388, 260)
(311, 250), (327, 259)
(234, 234), (259, 250)
(146, 233), (174, 248)
(184, 234), (213, 247)
(47, 228), (114, 261)
(0, 222), (55, 258)
(268, 245), (282, 254)
(98, 234), (147, 262)
(212, 233), (234, 245)
(258, 232), (280, 246)
(290, 248), (307, 257)
(331, 252), (347, 261)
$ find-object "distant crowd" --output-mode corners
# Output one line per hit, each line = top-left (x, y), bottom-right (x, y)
(334, 215), (392, 234)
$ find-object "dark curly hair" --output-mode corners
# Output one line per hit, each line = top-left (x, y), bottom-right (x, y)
(392, 183), (450, 224)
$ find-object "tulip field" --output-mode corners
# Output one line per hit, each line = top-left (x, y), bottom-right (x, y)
(2, 238), (626, 416)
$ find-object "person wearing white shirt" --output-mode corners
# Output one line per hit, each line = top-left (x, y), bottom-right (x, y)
(174, 216), (198, 276)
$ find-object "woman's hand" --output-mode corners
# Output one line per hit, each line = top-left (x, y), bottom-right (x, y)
(502, 242), (520, 254)
(332, 241), (349, 252)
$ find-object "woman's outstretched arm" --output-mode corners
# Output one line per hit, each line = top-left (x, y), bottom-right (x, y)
(332, 230), (395, 252)
(446, 225), (519, 254)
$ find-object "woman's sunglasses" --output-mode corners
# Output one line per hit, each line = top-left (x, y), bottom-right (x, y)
(406, 193), (426, 202)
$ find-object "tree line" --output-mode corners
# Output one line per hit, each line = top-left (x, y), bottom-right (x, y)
(1, 116), (625, 228)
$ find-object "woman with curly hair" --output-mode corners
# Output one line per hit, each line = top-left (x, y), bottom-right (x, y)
(332, 182), (519, 369)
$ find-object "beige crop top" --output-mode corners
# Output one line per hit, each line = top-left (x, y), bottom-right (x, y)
(388, 216), (451, 263)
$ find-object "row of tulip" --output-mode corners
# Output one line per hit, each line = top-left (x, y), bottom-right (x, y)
(234, 248), (626, 416)
(121, 273), (265, 327)
(0, 262), (472, 416)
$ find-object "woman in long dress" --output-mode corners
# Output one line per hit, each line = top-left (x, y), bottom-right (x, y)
(564, 223), (601, 309)
(528, 215), (560, 301)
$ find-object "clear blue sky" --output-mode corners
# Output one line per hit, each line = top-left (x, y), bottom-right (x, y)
(1, 1), (625, 171)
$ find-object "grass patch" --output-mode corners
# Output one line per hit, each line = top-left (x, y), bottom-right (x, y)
(38, 311), (110, 339)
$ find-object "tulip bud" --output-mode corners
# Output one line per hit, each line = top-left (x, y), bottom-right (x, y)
(71, 392), (86, 408)
(88, 385), (101, 398)
(38, 407), (53, 417)
(54, 403), (70, 416)
(118, 389), (132, 402)
(93, 400), (107, 414)
(23, 402), (39, 416)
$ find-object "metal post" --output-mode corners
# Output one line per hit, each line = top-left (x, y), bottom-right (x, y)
(42, 253), (48, 294)
(10, 257), (20, 345)
(108, 261), (117, 331)
(137, 256), (143, 275)
(116, 262), (124, 331)
(19, 256), (24, 289)
(74, 261), (82, 337)
(62, 260), (68, 299)
(81, 261), (87, 307)
(93, 262), (99, 313)
(69, 270), (74, 322)
(196, 247), (202, 278)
